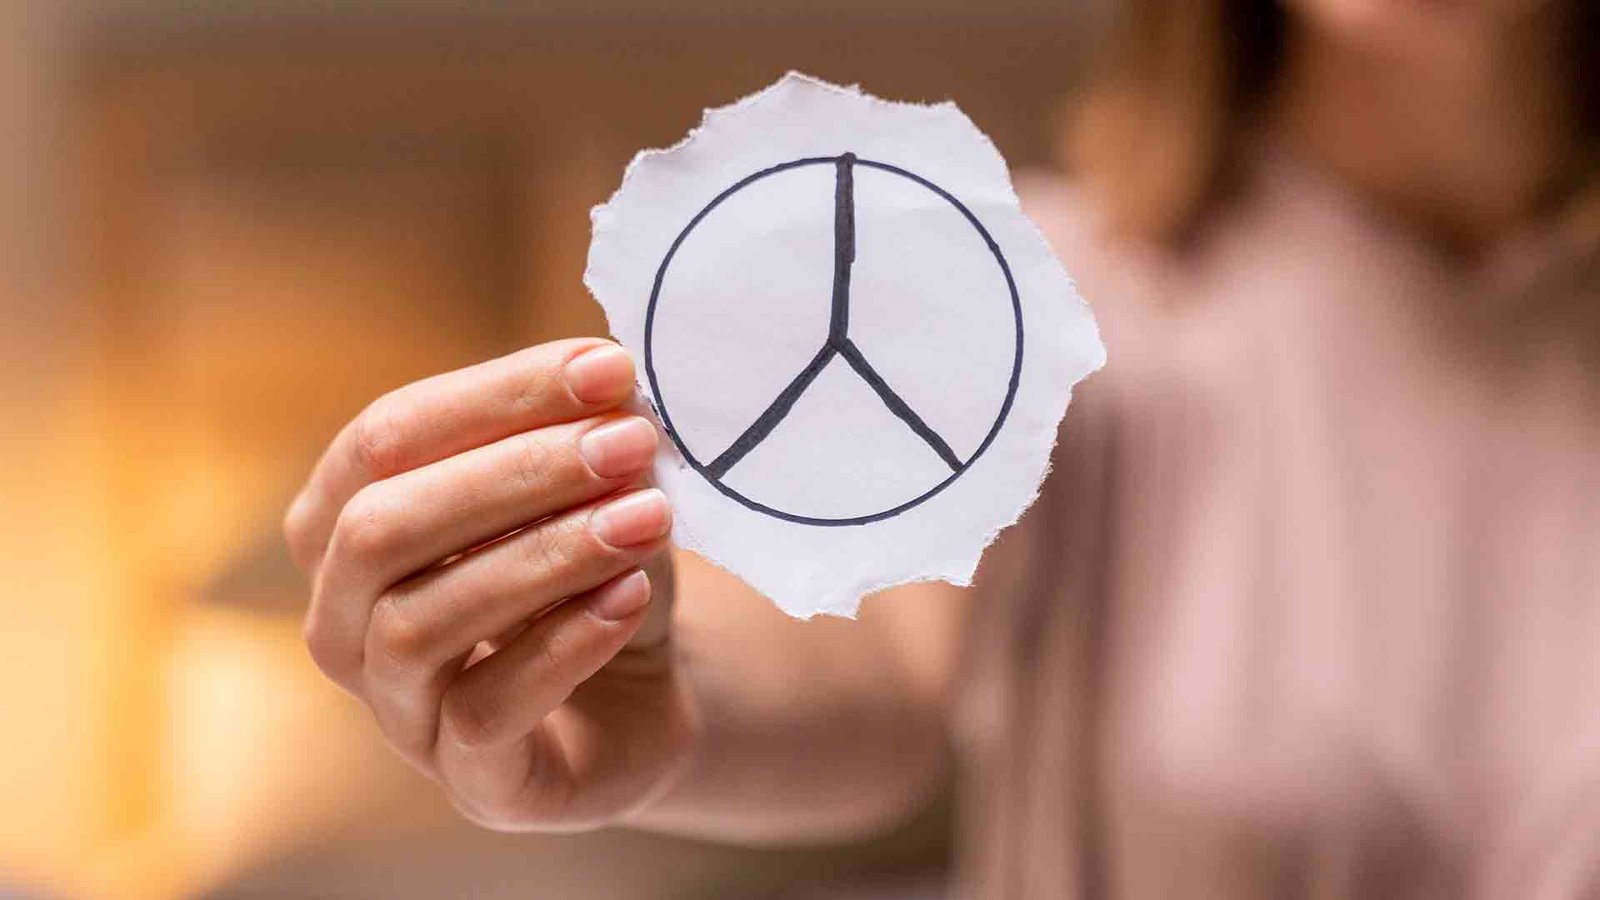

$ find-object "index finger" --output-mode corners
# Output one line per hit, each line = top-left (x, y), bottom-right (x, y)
(284, 338), (637, 573)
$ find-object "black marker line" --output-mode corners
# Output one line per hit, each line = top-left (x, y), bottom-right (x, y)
(644, 154), (1024, 526)
(829, 153), (855, 342)
(836, 338), (962, 471)
(704, 341), (838, 479)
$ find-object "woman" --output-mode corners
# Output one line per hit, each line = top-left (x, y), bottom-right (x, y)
(283, 0), (1600, 896)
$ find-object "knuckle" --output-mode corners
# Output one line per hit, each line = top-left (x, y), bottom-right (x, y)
(535, 629), (570, 679)
(368, 596), (434, 668)
(508, 431), (560, 494)
(353, 397), (408, 479)
(507, 354), (568, 418)
(302, 610), (348, 680)
(281, 495), (316, 570)
(332, 486), (400, 565)
(442, 685), (508, 750)
(520, 518), (589, 578)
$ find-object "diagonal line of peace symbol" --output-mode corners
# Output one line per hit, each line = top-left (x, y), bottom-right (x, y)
(644, 152), (1025, 527)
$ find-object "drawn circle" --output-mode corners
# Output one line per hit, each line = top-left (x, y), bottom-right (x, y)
(645, 155), (1024, 526)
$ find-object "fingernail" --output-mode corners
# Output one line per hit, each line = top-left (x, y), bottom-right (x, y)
(579, 417), (658, 479)
(564, 344), (634, 405)
(590, 488), (671, 548)
(589, 570), (652, 621)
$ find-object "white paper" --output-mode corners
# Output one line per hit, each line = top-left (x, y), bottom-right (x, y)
(586, 72), (1104, 618)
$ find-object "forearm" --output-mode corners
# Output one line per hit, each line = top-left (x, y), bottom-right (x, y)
(628, 551), (965, 844)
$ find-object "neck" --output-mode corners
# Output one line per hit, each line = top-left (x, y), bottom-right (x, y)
(1270, 7), (1575, 255)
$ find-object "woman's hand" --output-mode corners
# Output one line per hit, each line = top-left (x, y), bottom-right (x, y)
(283, 339), (698, 831)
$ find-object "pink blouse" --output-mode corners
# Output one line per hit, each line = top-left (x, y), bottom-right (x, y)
(959, 151), (1600, 899)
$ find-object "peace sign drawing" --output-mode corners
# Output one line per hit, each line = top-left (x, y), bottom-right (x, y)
(644, 152), (1023, 526)
(587, 73), (1103, 617)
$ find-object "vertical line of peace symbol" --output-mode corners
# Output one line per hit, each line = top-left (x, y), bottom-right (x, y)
(643, 152), (1025, 527)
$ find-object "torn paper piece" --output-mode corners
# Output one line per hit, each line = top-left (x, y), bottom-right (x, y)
(585, 72), (1105, 618)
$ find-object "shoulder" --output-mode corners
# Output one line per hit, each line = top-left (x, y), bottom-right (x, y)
(1012, 169), (1174, 391)
(1014, 168), (1174, 315)
(1013, 170), (1106, 280)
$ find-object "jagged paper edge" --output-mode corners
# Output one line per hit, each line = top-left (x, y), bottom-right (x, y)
(584, 72), (1105, 618)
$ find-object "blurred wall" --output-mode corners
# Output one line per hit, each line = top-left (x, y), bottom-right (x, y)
(0, 0), (119, 890)
(0, 2), (1090, 897)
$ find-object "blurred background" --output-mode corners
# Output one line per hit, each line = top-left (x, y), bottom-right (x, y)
(0, 1), (1090, 897)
